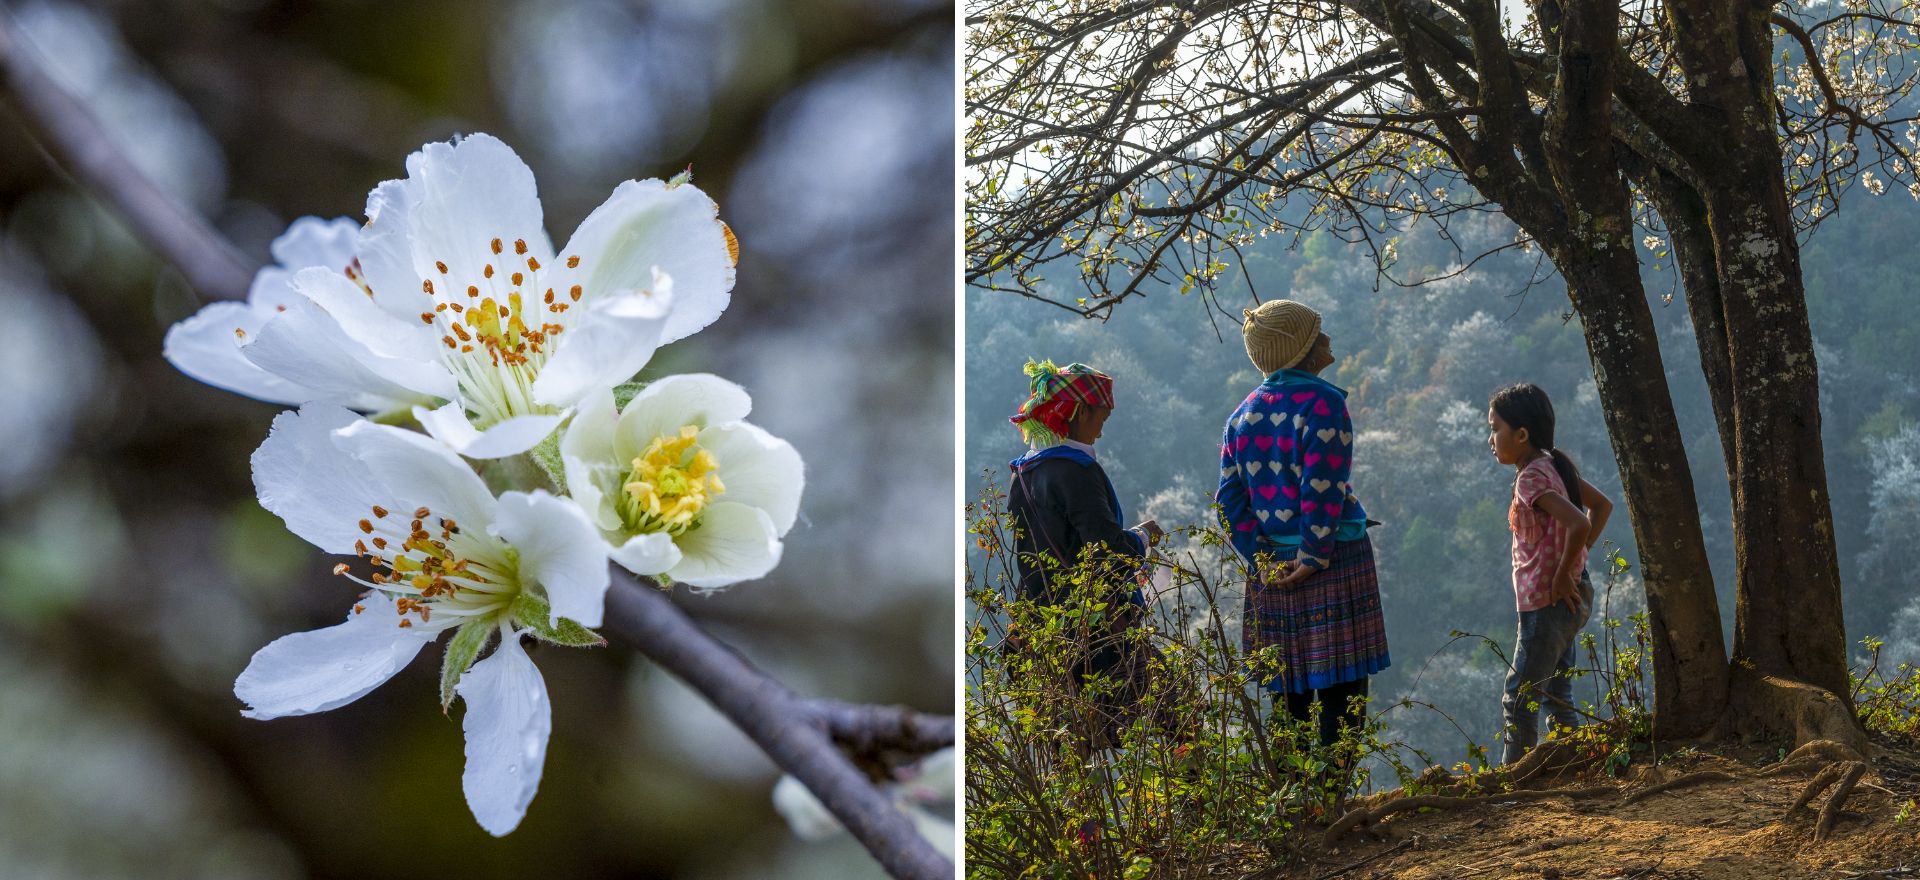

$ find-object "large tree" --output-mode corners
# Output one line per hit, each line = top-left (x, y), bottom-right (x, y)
(966, 0), (1920, 746)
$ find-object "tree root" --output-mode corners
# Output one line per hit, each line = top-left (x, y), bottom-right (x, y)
(1785, 738), (1867, 765)
(1787, 762), (1848, 814)
(1782, 759), (1870, 840)
(1729, 672), (1869, 756)
(1762, 739), (1868, 778)
(1815, 762), (1867, 841)
(1322, 786), (1613, 848)
(1622, 770), (1738, 805)
(1504, 740), (1592, 789)
(1760, 756), (1831, 778)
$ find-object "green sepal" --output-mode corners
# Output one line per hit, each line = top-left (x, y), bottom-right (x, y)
(613, 380), (647, 410)
(373, 406), (420, 428)
(440, 620), (496, 711)
(529, 431), (567, 494)
(509, 592), (606, 648)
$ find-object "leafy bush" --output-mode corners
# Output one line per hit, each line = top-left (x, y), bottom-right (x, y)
(965, 488), (1662, 878)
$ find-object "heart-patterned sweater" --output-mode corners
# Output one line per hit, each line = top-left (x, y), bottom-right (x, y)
(1215, 368), (1368, 571)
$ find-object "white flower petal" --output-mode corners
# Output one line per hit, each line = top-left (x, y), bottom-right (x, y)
(235, 216), (361, 320)
(403, 134), (554, 286)
(556, 178), (733, 345)
(251, 405), (388, 554)
(907, 748), (956, 801)
(458, 632), (551, 837)
(613, 373), (753, 461)
(907, 812), (956, 860)
(492, 491), (610, 628)
(333, 419), (498, 529)
(666, 501), (781, 590)
(241, 299), (451, 409)
(357, 178), (432, 320)
(702, 422), (804, 535)
(270, 216), (361, 277)
(415, 401), (568, 460)
(164, 301), (316, 405)
(772, 775), (841, 840)
(235, 595), (436, 720)
(529, 276), (672, 408)
(560, 387), (622, 532)
(608, 531), (681, 577)
(244, 266), (307, 313)
(292, 267), (440, 363)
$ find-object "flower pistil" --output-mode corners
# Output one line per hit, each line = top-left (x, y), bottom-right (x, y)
(618, 425), (725, 536)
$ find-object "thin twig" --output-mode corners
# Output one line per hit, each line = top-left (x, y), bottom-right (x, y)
(810, 697), (957, 765)
(604, 574), (953, 880)
(0, 6), (253, 301)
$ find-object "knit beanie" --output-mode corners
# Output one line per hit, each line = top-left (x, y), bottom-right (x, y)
(1242, 300), (1321, 373)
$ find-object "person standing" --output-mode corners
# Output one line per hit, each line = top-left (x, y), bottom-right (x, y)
(1216, 301), (1390, 754)
(1005, 359), (1163, 748)
(1486, 382), (1612, 764)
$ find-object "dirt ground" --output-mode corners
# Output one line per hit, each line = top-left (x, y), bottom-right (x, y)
(1255, 745), (1920, 880)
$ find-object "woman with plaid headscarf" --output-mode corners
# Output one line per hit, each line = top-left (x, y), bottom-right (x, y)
(1005, 359), (1164, 748)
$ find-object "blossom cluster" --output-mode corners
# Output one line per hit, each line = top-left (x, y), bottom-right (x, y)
(165, 134), (803, 835)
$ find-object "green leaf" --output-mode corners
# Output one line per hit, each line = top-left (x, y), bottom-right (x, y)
(510, 592), (606, 648)
(613, 380), (647, 410)
(440, 620), (496, 710)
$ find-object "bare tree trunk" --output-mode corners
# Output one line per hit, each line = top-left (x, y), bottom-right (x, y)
(1659, 0), (1856, 738)
(1555, 254), (1732, 739)
(1630, 163), (1738, 476)
(1532, 0), (1731, 739)
(1706, 183), (1851, 703)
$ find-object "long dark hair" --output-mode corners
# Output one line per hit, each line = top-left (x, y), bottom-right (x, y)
(1489, 383), (1584, 509)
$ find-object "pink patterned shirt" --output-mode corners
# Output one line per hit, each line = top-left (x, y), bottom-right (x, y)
(1509, 456), (1587, 612)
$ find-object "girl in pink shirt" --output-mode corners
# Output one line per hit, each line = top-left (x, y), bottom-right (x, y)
(1486, 383), (1614, 764)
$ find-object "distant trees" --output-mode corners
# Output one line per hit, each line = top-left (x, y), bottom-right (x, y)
(967, 0), (1920, 746)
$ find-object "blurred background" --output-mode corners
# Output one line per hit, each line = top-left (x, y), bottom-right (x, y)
(0, 0), (952, 877)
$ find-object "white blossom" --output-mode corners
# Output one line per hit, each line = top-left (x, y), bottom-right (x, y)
(560, 374), (803, 589)
(237, 405), (612, 835)
(165, 133), (737, 458)
(772, 747), (954, 857)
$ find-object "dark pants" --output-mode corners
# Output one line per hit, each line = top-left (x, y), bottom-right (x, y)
(1284, 677), (1370, 748)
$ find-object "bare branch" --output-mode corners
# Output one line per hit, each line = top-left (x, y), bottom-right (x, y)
(0, 7), (253, 301)
(604, 576), (953, 879)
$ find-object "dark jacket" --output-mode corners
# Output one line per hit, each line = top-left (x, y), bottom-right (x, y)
(1007, 446), (1145, 605)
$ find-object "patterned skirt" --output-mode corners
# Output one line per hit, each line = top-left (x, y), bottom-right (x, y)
(1243, 535), (1391, 694)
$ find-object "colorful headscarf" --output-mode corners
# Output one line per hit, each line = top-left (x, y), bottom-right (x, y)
(1010, 359), (1114, 447)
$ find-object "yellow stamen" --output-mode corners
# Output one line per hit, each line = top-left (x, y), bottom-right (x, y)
(618, 425), (726, 536)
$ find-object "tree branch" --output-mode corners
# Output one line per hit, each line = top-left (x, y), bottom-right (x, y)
(0, 6), (253, 301)
(604, 574), (953, 880)
(810, 697), (958, 764)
